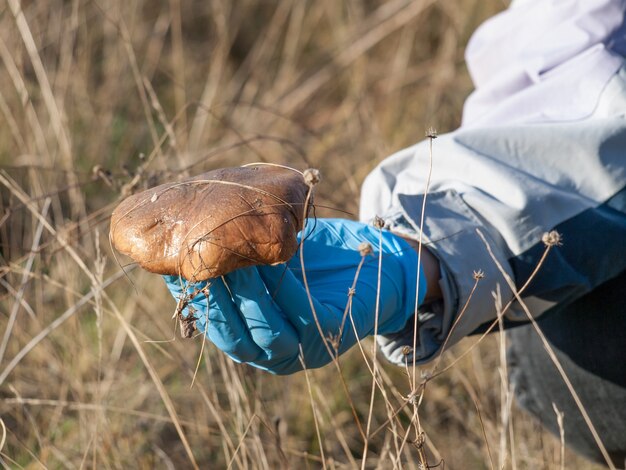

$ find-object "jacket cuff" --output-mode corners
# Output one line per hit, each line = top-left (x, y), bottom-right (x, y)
(376, 190), (515, 366)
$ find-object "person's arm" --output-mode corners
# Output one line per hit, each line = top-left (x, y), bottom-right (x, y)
(362, 70), (626, 367)
(362, 0), (626, 367)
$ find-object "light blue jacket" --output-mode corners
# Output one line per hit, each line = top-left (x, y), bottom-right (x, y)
(360, 1), (626, 365)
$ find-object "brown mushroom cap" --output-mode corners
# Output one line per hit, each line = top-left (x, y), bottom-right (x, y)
(110, 164), (310, 281)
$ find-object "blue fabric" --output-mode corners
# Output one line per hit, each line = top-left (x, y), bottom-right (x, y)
(508, 269), (626, 466)
(164, 218), (426, 374)
(471, 184), (626, 334)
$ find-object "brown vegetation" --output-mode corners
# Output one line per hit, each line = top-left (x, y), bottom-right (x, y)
(0, 0), (605, 468)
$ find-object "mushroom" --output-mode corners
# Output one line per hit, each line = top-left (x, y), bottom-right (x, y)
(110, 164), (311, 281)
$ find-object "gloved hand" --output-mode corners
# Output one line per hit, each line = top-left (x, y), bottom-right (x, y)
(163, 218), (426, 374)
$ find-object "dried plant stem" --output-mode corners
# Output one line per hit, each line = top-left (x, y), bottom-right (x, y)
(93, 229), (106, 469)
(361, 227), (385, 468)
(108, 299), (200, 470)
(0, 198), (50, 365)
(346, 298), (396, 411)
(339, 256), (367, 343)
(476, 229), (616, 470)
(1, 412), (47, 469)
(190, 288), (211, 389)
(553, 403), (566, 470)
(429, 274), (482, 374)
(370, 395), (413, 439)
(226, 414), (257, 470)
(114, 8), (164, 161)
(294, 185), (333, 360)
(396, 388), (427, 464)
(0, 270), (127, 387)
(7, 0), (86, 221)
(345, 300), (408, 461)
(299, 345), (328, 470)
(143, 76), (178, 151)
(241, 162), (304, 175)
(0, 36), (49, 158)
(509, 411), (518, 470)
(310, 381), (360, 468)
(473, 389), (495, 470)
(183, 134), (310, 174)
(0, 417), (6, 453)
(496, 289), (512, 470)
(432, 230), (555, 379)
(401, 129), (436, 468)
(0, 171), (98, 286)
(168, 0), (188, 153)
(3, 397), (220, 433)
(278, 0), (437, 113)
(412, 130), (435, 387)
(298, 177), (367, 441)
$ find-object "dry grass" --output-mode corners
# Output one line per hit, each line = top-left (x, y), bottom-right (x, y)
(0, 0), (608, 468)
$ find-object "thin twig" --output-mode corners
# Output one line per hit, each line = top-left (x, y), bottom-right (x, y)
(106, 295), (200, 470)
(412, 128), (436, 388)
(298, 345), (328, 470)
(190, 285), (211, 389)
(226, 414), (257, 470)
(470, 390), (495, 470)
(552, 403), (565, 470)
(298, 172), (367, 441)
(0, 198), (50, 364)
(361, 225), (385, 468)
(2, 397), (218, 434)
(475, 229), (616, 470)
(0, 417), (6, 453)
(429, 273), (482, 375)
(0, 270), (127, 387)
(431, 231), (555, 379)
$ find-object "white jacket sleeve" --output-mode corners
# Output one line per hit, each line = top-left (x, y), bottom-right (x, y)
(463, 0), (626, 126)
(360, 1), (626, 366)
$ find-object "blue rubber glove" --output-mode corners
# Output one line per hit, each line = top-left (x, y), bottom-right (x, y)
(164, 218), (426, 374)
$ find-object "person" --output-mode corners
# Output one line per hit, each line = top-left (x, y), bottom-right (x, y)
(165, 0), (626, 466)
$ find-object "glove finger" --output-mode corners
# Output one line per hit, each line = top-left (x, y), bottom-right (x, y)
(257, 265), (344, 344)
(224, 267), (300, 362)
(164, 275), (262, 360)
(194, 278), (265, 362)
(163, 274), (199, 300)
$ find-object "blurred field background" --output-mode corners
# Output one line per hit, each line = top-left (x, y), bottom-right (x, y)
(0, 0), (607, 468)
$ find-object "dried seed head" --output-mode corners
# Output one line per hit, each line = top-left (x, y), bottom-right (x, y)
(542, 230), (562, 247)
(401, 345), (413, 356)
(373, 215), (385, 229)
(91, 165), (103, 179)
(303, 168), (321, 186)
(473, 269), (485, 280)
(358, 241), (373, 256)
(92, 165), (114, 187)
(425, 127), (438, 139)
(178, 304), (198, 339)
(328, 333), (341, 351)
